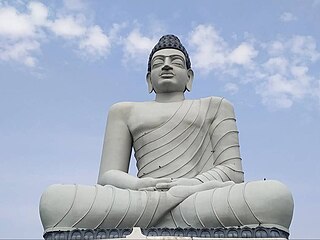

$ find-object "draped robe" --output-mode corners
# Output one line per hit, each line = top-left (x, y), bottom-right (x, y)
(40, 97), (293, 234)
(132, 97), (243, 182)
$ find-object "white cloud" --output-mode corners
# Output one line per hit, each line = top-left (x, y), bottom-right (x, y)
(49, 16), (86, 38)
(0, 40), (39, 67)
(188, 24), (228, 72)
(257, 71), (311, 109)
(0, 3), (45, 67)
(224, 83), (239, 95)
(122, 29), (157, 66)
(79, 25), (110, 57)
(108, 22), (127, 42)
(0, 3), (319, 110)
(267, 41), (285, 56)
(188, 24), (320, 109)
(229, 42), (258, 66)
(263, 57), (288, 75)
(28, 1), (48, 26)
(289, 35), (320, 62)
(255, 36), (319, 109)
(280, 12), (297, 22)
(0, 6), (35, 39)
(188, 24), (258, 73)
(0, 2), (112, 66)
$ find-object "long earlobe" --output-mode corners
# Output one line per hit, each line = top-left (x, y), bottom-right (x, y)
(186, 69), (194, 92)
(146, 72), (154, 93)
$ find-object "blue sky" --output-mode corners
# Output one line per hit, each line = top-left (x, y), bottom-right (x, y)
(0, 0), (319, 238)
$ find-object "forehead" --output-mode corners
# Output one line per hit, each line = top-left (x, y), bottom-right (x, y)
(152, 48), (185, 60)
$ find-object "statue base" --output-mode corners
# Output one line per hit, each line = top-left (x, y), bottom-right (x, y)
(43, 227), (289, 240)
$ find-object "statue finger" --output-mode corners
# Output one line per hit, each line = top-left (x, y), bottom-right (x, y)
(155, 177), (172, 183)
(156, 182), (175, 189)
(138, 187), (157, 191)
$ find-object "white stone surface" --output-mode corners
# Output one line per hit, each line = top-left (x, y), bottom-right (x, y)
(39, 35), (294, 236)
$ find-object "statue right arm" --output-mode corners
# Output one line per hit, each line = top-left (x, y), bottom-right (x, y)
(97, 102), (171, 190)
(97, 102), (134, 187)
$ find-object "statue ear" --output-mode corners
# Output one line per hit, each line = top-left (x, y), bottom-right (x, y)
(146, 72), (154, 93)
(186, 69), (194, 92)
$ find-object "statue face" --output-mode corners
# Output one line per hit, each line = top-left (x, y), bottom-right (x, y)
(147, 49), (193, 93)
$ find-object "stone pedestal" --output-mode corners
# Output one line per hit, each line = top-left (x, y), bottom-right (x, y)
(113, 227), (287, 240)
(43, 227), (289, 240)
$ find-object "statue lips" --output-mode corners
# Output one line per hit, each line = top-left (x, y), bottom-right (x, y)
(160, 71), (175, 79)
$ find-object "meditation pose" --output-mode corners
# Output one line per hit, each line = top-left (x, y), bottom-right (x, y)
(40, 35), (294, 235)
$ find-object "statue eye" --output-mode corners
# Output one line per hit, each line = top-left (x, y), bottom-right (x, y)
(171, 59), (185, 67)
(152, 59), (164, 68)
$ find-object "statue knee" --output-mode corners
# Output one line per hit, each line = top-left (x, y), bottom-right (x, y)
(40, 184), (77, 230)
(246, 180), (294, 230)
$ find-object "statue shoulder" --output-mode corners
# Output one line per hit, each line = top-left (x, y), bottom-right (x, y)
(206, 96), (235, 110)
(108, 102), (135, 122)
(220, 97), (235, 111)
(205, 96), (236, 118)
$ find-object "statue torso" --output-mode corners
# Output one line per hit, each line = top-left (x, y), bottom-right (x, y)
(126, 97), (223, 179)
(128, 101), (185, 137)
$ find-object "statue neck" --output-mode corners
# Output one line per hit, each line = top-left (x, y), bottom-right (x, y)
(155, 92), (185, 103)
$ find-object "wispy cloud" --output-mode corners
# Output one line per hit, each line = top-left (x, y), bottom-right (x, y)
(50, 15), (86, 38)
(224, 82), (239, 95)
(0, 6), (36, 38)
(188, 24), (320, 109)
(28, 1), (48, 26)
(0, 3), (44, 67)
(122, 28), (158, 67)
(1, 3), (319, 110)
(0, 1), (111, 67)
(188, 24), (229, 72)
(280, 12), (297, 22)
(0, 40), (39, 67)
(79, 25), (111, 57)
(229, 42), (258, 66)
(188, 25), (258, 73)
(256, 36), (320, 108)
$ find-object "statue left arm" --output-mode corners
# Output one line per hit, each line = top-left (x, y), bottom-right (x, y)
(195, 98), (244, 183)
(156, 98), (244, 190)
(97, 103), (133, 186)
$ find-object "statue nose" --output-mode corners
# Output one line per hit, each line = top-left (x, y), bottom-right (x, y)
(162, 65), (173, 71)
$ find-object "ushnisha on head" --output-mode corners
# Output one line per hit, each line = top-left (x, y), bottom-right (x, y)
(146, 34), (194, 94)
(147, 35), (191, 72)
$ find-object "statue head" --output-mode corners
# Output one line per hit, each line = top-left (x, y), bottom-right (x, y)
(147, 35), (191, 72)
(147, 35), (194, 94)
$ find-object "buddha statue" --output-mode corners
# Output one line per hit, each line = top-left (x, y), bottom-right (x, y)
(39, 35), (294, 236)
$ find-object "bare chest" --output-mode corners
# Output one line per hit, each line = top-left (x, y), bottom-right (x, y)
(128, 102), (184, 138)
(127, 99), (215, 142)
